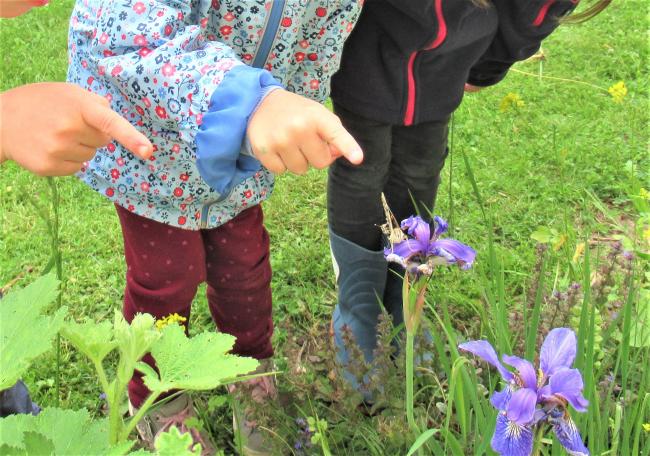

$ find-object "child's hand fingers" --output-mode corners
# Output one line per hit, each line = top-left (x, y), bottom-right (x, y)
(278, 146), (309, 175)
(299, 132), (333, 170)
(81, 101), (153, 159)
(55, 144), (99, 163)
(33, 160), (83, 177)
(316, 112), (363, 164)
(252, 144), (286, 174)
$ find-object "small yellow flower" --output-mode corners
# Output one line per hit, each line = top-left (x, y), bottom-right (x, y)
(499, 92), (525, 112)
(572, 242), (586, 263)
(643, 423), (650, 433)
(155, 313), (187, 330)
(607, 81), (627, 103)
(639, 187), (649, 200)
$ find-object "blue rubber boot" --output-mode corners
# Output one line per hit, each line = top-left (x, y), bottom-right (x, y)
(0, 380), (40, 417)
(330, 229), (388, 399)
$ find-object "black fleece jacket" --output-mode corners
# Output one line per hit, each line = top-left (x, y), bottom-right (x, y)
(331, 0), (578, 126)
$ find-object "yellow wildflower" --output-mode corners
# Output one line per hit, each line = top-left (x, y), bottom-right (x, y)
(639, 188), (649, 200)
(155, 313), (187, 330)
(607, 81), (627, 103)
(643, 423), (650, 433)
(572, 242), (586, 263)
(499, 92), (525, 112)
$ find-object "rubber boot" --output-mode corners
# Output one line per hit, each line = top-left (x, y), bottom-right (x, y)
(330, 229), (388, 399)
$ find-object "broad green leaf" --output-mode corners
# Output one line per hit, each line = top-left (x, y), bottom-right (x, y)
(61, 319), (117, 364)
(0, 274), (66, 389)
(21, 431), (56, 455)
(142, 324), (259, 393)
(530, 226), (553, 244)
(114, 312), (160, 385)
(0, 408), (115, 455)
(154, 426), (201, 456)
(630, 288), (650, 348)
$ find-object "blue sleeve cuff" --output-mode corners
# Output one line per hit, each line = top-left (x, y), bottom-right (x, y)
(195, 65), (283, 196)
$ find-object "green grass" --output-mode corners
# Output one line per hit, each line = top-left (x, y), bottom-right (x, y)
(1, 1), (648, 454)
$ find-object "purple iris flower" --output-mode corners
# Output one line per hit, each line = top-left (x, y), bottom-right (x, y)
(384, 215), (476, 276)
(459, 328), (589, 456)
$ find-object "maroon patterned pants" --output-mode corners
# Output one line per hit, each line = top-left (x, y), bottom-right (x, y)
(115, 204), (273, 407)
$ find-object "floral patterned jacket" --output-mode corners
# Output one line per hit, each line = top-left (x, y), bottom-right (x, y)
(68, 0), (362, 229)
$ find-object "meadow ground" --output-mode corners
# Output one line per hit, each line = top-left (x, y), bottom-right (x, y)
(1, 1), (648, 454)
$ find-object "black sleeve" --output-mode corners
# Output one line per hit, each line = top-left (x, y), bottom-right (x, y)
(467, 0), (577, 87)
(380, 0), (436, 25)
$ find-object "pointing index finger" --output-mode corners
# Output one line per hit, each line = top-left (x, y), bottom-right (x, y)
(317, 112), (363, 165)
(81, 100), (153, 159)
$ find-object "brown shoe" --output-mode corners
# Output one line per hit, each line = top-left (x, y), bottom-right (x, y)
(229, 359), (277, 456)
(129, 393), (216, 455)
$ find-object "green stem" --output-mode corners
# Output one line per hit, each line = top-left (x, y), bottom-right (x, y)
(406, 330), (419, 435)
(531, 425), (546, 456)
(92, 359), (111, 401)
(121, 391), (161, 442)
(509, 68), (609, 93)
(47, 177), (63, 407)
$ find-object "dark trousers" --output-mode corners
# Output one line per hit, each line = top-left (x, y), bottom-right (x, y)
(116, 204), (273, 407)
(328, 103), (450, 250)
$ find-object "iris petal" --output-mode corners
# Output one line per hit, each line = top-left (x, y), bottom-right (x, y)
(549, 368), (589, 412)
(400, 216), (430, 243)
(458, 340), (514, 382)
(434, 216), (448, 236)
(540, 328), (577, 377)
(506, 388), (537, 426)
(552, 415), (590, 456)
(429, 239), (476, 267)
(490, 386), (512, 411)
(491, 413), (534, 456)
(386, 239), (426, 260)
(502, 355), (537, 390)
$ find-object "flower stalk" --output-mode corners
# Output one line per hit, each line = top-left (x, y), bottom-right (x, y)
(382, 211), (475, 436)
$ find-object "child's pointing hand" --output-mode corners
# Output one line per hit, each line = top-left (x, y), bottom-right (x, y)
(0, 82), (153, 176)
(247, 89), (363, 175)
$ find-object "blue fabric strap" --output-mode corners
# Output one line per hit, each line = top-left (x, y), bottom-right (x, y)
(195, 65), (282, 196)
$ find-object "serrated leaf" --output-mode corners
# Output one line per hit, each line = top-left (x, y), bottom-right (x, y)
(61, 319), (117, 365)
(0, 408), (114, 455)
(0, 444), (24, 455)
(154, 426), (201, 456)
(106, 441), (137, 456)
(143, 324), (259, 393)
(22, 431), (55, 455)
(114, 312), (160, 385)
(0, 274), (67, 389)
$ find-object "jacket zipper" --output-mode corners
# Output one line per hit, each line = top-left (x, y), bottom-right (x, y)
(200, 1), (286, 228)
(403, 0), (447, 126)
(252, 0), (287, 69)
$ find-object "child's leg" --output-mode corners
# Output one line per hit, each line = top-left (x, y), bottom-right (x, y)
(203, 205), (273, 360)
(327, 104), (393, 397)
(384, 118), (450, 223)
(328, 103), (392, 251)
(115, 205), (206, 408)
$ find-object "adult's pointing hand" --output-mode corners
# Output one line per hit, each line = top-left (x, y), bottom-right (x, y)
(0, 82), (153, 176)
